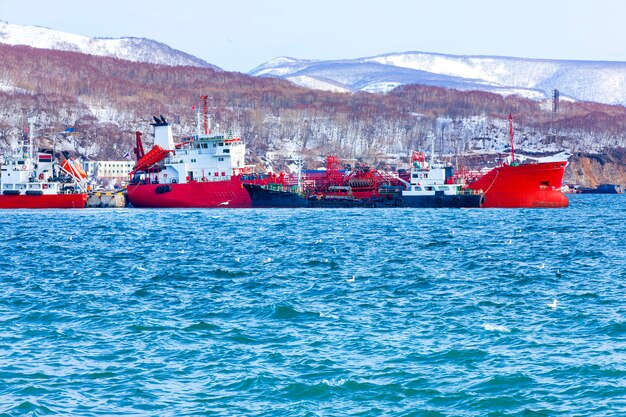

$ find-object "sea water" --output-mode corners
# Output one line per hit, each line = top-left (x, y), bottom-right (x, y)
(0, 195), (624, 416)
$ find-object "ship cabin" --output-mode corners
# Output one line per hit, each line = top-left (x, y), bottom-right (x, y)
(0, 140), (61, 195)
(146, 119), (251, 185)
(403, 160), (462, 197)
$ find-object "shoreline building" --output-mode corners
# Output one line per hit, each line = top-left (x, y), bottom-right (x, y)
(83, 160), (134, 186)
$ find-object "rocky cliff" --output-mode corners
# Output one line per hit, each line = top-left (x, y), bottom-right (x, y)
(565, 149), (626, 187)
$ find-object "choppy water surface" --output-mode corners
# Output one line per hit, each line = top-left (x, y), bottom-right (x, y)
(0, 195), (624, 416)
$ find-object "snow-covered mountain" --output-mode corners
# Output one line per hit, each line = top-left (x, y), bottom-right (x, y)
(250, 52), (626, 105)
(0, 21), (219, 69)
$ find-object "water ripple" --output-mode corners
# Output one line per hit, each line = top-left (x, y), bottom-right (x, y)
(0, 195), (624, 415)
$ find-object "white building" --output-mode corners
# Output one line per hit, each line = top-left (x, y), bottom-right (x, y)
(83, 160), (134, 180)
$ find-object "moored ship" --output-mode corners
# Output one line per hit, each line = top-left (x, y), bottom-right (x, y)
(0, 120), (87, 209)
(465, 115), (569, 208)
(400, 151), (483, 208)
(243, 183), (403, 208)
(465, 161), (568, 208)
(244, 152), (483, 208)
(127, 99), (261, 208)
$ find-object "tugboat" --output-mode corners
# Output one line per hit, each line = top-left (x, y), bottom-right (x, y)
(465, 115), (569, 208)
(126, 97), (264, 208)
(0, 119), (87, 209)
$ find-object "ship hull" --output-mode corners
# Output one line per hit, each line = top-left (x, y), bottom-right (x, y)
(244, 184), (483, 208)
(402, 193), (483, 208)
(466, 162), (568, 208)
(127, 177), (252, 208)
(244, 184), (308, 208)
(0, 193), (87, 209)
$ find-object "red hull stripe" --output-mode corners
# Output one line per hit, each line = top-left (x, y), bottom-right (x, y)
(0, 194), (87, 209)
(127, 178), (252, 208)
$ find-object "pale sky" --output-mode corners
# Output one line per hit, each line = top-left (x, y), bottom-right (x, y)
(2, 0), (626, 72)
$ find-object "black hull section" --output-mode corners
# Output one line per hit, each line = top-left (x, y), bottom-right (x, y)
(402, 193), (483, 208)
(578, 184), (623, 194)
(244, 184), (309, 207)
(244, 184), (483, 208)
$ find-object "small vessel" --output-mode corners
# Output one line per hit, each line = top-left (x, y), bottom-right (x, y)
(465, 115), (569, 208)
(399, 151), (483, 208)
(127, 98), (263, 208)
(0, 119), (87, 209)
(578, 184), (623, 194)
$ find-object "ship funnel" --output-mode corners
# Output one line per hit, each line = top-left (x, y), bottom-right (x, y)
(152, 116), (175, 150)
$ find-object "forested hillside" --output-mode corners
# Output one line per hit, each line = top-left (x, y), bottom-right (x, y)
(1, 44), (625, 185)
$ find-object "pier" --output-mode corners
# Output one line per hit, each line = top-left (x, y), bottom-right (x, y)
(86, 191), (127, 208)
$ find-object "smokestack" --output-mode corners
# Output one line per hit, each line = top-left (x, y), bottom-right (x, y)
(152, 117), (174, 150)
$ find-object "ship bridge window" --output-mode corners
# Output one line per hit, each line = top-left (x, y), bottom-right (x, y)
(17, 161), (24, 165)
(412, 174), (418, 178)
(218, 157), (224, 161)
(219, 142), (224, 146)
(223, 149), (230, 154)
(201, 143), (208, 149)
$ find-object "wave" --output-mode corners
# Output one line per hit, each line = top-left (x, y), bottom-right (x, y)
(483, 323), (511, 333)
(599, 321), (626, 337)
(208, 267), (250, 279)
(271, 304), (320, 321)
(470, 373), (536, 392)
(183, 321), (220, 332)
(4, 401), (55, 415)
(439, 348), (490, 363)
(127, 323), (177, 332)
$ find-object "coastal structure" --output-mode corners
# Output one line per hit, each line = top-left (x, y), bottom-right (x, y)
(83, 160), (134, 183)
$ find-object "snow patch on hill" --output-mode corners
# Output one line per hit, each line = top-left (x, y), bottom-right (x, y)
(251, 51), (626, 105)
(0, 82), (30, 94)
(286, 75), (352, 93)
(0, 21), (218, 69)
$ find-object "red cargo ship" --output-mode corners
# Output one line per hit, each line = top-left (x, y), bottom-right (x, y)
(0, 119), (87, 209)
(465, 115), (568, 208)
(465, 161), (568, 208)
(127, 98), (266, 208)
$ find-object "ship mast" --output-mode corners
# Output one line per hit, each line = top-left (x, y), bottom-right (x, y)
(430, 133), (435, 167)
(508, 113), (516, 163)
(200, 95), (211, 135)
(296, 155), (303, 194)
(26, 117), (35, 164)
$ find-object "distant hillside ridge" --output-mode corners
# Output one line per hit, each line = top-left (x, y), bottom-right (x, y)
(250, 51), (626, 105)
(1, 43), (626, 187)
(0, 21), (220, 69)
